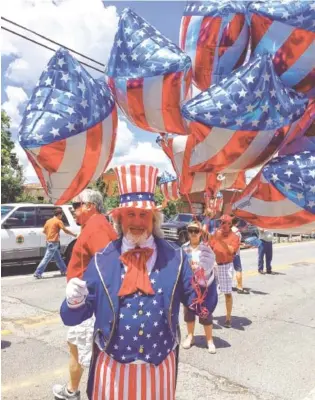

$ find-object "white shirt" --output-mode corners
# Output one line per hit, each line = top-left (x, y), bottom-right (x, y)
(259, 229), (273, 242)
(121, 235), (157, 275)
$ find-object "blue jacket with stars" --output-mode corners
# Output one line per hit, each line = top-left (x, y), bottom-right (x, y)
(60, 237), (217, 395)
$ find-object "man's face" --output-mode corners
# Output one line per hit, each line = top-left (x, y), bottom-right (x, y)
(121, 208), (154, 244)
(72, 202), (96, 226)
(220, 220), (232, 234)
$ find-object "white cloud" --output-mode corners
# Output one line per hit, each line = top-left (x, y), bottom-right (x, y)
(14, 142), (38, 183)
(110, 141), (175, 175)
(2, 0), (119, 87)
(2, 0), (120, 181)
(2, 86), (28, 129)
(114, 120), (135, 155)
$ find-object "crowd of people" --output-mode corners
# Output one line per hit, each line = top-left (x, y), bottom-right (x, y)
(35, 164), (273, 400)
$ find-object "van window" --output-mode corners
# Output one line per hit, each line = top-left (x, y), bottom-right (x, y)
(37, 207), (69, 227)
(5, 207), (36, 228)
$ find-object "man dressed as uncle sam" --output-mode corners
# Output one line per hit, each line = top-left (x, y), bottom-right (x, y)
(60, 164), (218, 400)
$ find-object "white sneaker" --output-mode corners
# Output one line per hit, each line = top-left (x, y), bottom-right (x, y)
(207, 341), (216, 354)
(182, 335), (194, 349)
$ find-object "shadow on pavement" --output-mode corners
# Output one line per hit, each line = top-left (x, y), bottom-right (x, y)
(193, 334), (231, 349)
(214, 316), (252, 331)
(1, 340), (11, 350)
(246, 289), (269, 295)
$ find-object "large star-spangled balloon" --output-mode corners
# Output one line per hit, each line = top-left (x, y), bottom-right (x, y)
(180, 1), (249, 90)
(106, 8), (192, 135)
(181, 54), (308, 174)
(279, 101), (315, 156)
(249, 0), (315, 98)
(232, 151), (315, 234)
(19, 49), (117, 205)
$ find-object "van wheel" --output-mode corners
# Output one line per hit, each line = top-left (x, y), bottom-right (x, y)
(64, 240), (77, 266)
(178, 230), (188, 246)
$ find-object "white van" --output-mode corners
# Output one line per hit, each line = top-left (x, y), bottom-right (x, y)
(1, 203), (80, 268)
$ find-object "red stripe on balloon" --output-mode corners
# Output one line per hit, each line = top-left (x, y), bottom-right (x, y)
(273, 29), (315, 76)
(250, 14), (273, 52)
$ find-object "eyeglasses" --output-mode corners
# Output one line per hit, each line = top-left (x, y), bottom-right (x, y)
(221, 221), (232, 226)
(72, 202), (83, 210)
(188, 229), (200, 234)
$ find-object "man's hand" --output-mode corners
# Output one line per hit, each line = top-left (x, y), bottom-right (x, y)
(66, 278), (88, 309)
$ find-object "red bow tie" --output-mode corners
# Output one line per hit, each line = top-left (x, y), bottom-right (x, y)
(118, 247), (155, 297)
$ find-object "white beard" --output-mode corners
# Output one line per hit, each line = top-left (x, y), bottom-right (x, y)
(125, 230), (148, 246)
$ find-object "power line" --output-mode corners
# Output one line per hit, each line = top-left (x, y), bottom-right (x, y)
(1, 16), (105, 67)
(1, 26), (105, 74)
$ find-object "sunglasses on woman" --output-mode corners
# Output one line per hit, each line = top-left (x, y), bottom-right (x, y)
(188, 228), (200, 234)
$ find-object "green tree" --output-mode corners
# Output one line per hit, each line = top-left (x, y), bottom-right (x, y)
(154, 187), (181, 219)
(1, 111), (24, 203)
(104, 182), (120, 210)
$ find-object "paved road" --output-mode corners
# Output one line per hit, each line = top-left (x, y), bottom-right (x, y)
(2, 241), (315, 400)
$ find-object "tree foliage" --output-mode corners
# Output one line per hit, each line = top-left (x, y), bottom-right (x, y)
(1, 111), (24, 203)
(154, 187), (181, 219)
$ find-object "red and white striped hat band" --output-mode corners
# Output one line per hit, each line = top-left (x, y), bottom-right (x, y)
(114, 165), (159, 209)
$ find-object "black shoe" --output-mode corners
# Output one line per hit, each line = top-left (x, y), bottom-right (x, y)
(224, 320), (232, 328)
(34, 273), (43, 279)
(60, 271), (66, 276)
(266, 270), (273, 275)
(258, 270), (264, 274)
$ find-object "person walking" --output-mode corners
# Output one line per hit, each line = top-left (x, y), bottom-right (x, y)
(209, 215), (240, 328)
(60, 164), (218, 400)
(34, 207), (77, 279)
(181, 221), (216, 354)
(258, 229), (274, 274)
(231, 217), (249, 294)
(53, 189), (117, 400)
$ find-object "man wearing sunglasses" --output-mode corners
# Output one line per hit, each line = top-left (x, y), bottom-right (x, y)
(209, 215), (240, 328)
(53, 189), (117, 400)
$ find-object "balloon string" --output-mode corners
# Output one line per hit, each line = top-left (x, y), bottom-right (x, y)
(190, 268), (209, 319)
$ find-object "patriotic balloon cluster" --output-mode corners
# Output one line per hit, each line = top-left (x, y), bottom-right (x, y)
(18, 3), (315, 232)
(19, 49), (117, 205)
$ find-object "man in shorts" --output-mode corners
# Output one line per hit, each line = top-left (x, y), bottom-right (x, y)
(53, 189), (117, 400)
(210, 215), (240, 328)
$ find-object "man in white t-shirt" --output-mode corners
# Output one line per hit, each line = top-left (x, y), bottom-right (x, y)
(258, 229), (273, 274)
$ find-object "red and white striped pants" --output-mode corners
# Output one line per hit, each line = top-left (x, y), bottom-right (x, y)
(92, 351), (176, 400)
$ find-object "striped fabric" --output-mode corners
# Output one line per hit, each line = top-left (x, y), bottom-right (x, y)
(114, 165), (159, 209)
(232, 153), (315, 234)
(160, 180), (180, 202)
(160, 135), (246, 195)
(92, 351), (176, 400)
(249, 3), (315, 97)
(279, 101), (315, 156)
(106, 9), (192, 135)
(180, 2), (249, 90)
(162, 124), (298, 175)
(19, 48), (117, 205)
(26, 112), (117, 205)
